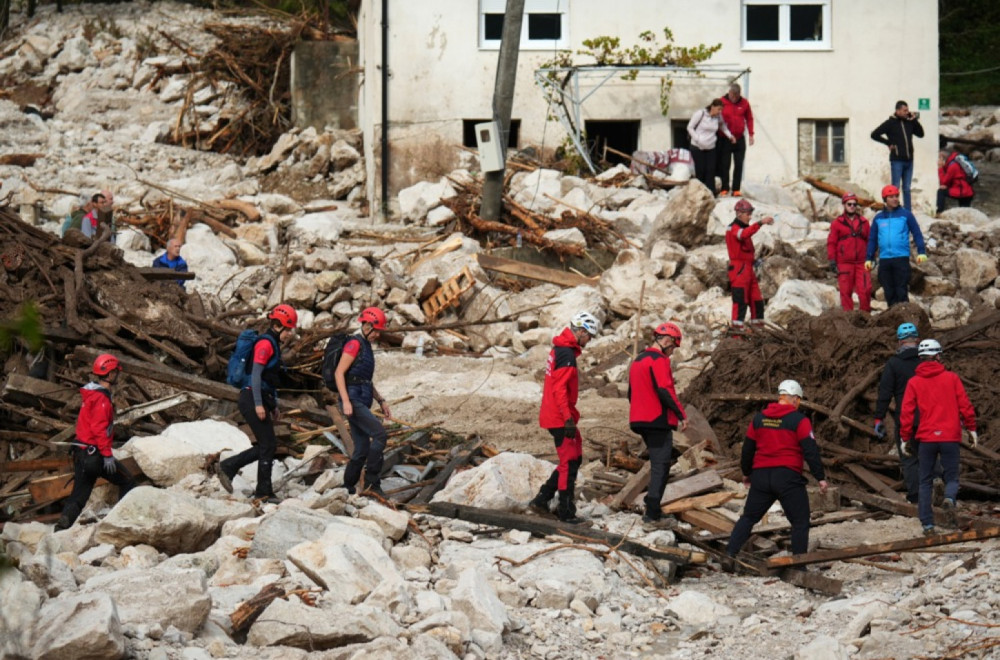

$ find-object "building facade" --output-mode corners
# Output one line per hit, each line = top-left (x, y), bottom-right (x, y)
(358, 0), (939, 216)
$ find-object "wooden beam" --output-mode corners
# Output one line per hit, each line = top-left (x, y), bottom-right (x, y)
(134, 267), (196, 281)
(844, 464), (904, 501)
(632, 469), (723, 508)
(838, 484), (997, 531)
(0, 458), (72, 472)
(701, 510), (873, 541)
(609, 462), (650, 510)
(2, 373), (79, 410)
(679, 507), (734, 534)
(680, 405), (722, 455)
(660, 491), (737, 515)
(415, 501), (702, 564)
(767, 526), (1000, 569)
(476, 253), (599, 288)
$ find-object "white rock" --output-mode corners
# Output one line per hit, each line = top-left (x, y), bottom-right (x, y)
(0, 570), (44, 658)
(646, 180), (716, 249)
(599, 249), (661, 316)
(533, 579), (574, 610)
(248, 506), (336, 559)
(511, 169), (562, 213)
(666, 590), (734, 626)
(182, 224), (236, 269)
(357, 502), (410, 541)
(928, 296), (971, 329)
(398, 179), (457, 222)
(432, 452), (556, 511)
(30, 592), (124, 660)
(286, 211), (347, 247)
(127, 420), (252, 486)
(21, 551), (77, 596)
(94, 486), (217, 554)
(766, 280), (840, 326)
(795, 633), (851, 660)
(543, 227), (587, 248)
(55, 37), (97, 72)
(248, 599), (400, 649)
(80, 568), (210, 632)
(450, 567), (509, 635)
(954, 247), (998, 290)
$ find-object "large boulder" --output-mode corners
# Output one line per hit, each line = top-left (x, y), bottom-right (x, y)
(928, 296), (972, 329)
(432, 452), (555, 511)
(0, 570), (44, 658)
(31, 592), (124, 660)
(183, 224), (237, 269)
(94, 486), (217, 554)
(285, 210), (347, 247)
(398, 178), (457, 223)
(955, 248), (998, 290)
(128, 420), (252, 486)
(450, 567), (509, 635)
(248, 599), (400, 650)
(80, 568), (210, 632)
(766, 280), (840, 326)
(248, 506), (336, 559)
(599, 249), (661, 316)
(645, 180), (716, 249)
(510, 169), (562, 213)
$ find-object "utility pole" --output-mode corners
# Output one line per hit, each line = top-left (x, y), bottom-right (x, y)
(480, 0), (525, 221)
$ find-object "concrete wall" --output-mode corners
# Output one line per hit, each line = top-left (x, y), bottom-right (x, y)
(291, 40), (360, 131)
(359, 0), (939, 216)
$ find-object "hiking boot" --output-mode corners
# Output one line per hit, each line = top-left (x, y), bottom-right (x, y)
(642, 515), (677, 531)
(941, 498), (958, 529)
(54, 515), (72, 531)
(364, 484), (388, 500)
(557, 491), (584, 524)
(254, 494), (281, 506)
(718, 190), (730, 197)
(528, 494), (552, 516)
(922, 524), (938, 537)
(216, 461), (237, 494)
(733, 190), (742, 197)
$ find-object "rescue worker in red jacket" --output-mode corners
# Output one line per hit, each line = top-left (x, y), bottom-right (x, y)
(936, 150), (974, 214)
(529, 311), (600, 523)
(55, 354), (135, 530)
(628, 322), (688, 526)
(726, 380), (828, 559)
(899, 339), (977, 535)
(726, 199), (774, 332)
(826, 192), (872, 313)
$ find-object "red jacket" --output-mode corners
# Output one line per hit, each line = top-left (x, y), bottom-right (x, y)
(900, 361), (976, 443)
(720, 95), (754, 139)
(726, 219), (761, 263)
(938, 154), (974, 199)
(76, 383), (115, 457)
(628, 346), (685, 430)
(742, 403), (824, 478)
(826, 213), (870, 264)
(539, 327), (581, 429)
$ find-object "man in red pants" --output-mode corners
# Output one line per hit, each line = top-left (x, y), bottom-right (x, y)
(826, 193), (872, 312)
(726, 199), (774, 332)
(530, 311), (600, 523)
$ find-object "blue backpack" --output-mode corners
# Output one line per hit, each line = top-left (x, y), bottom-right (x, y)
(954, 153), (979, 185)
(227, 330), (278, 389)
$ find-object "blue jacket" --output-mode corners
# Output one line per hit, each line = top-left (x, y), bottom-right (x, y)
(866, 208), (926, 261)
(152, 253), (189, 289)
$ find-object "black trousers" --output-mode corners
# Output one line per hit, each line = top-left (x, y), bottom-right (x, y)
(639, 428), (674, 518)
(717, 135), (747, 193)
(342, 400), (388, 491)
(727, 467), (811, 556)
(690, 146), (717, 194)
(222, 388), (278, 497)
(59, 445), (134, 527)
(935, 189), (973, 214)
(877, 257), (911, 307)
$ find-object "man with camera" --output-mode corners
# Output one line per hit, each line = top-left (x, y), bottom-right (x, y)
(871, 101), (925, 210)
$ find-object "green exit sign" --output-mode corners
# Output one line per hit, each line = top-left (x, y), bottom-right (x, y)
(918, 98), (930, 111)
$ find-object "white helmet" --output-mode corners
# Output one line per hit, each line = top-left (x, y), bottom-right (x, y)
(918, 339), (942, 357)
(778, 379), (804, 398)
(570, 311), (600, 337)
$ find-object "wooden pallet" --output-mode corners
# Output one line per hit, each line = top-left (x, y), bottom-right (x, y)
(421, 266), (475, 322)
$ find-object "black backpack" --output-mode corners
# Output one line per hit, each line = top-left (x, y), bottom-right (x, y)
(320, 333), (354, 391)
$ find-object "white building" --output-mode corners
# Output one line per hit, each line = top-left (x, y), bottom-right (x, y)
(358, 0), (939, 215)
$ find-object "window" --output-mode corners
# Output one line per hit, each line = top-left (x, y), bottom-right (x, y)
(463, 119), (520, 149)
(814, 120), (845, 164)
(585, 120), (640, 166)
(480, 0), (569, 50)
(743, 0), (830, 50)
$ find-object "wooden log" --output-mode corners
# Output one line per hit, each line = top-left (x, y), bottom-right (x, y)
(2, 373), (79, 410)
(411, 440), (483, 504)
(324, 404), (354, 457)
(231, 582), (285, 633)
(802, 176), (882, 210)
(830, 367), (880, 431)
(134, 267), (197, 281)
(844, 464), (904, 501)
(0, 458), (72, 472)
(680, 405), (722, 455)
(838, 484), (997, 531)
(659, 491), (738, 515)
(700, 510), (874, 541)
(211, 198), (261, 222)
(416, 501), (702, 564)
(767, 525), (1000, 569)
(476, 253), (599, 288)
(631, 469), (723, 508)
(679, 507), (734, 534)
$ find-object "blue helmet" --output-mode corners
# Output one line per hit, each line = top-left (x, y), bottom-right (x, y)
(897, 323), (918, 340)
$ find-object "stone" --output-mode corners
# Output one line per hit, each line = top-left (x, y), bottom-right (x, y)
(127, 420), (252, 486)
(511, 169), (562, 213)
(533, 579), (575, 610)
(55, 36), (97, 72)
(80, 568), (210, 632)
(249, 506), (336, 559)
(230, 240), (271, 266)
(358, 502), (411, 541)
(398, 179), (457, 222)
(432, 452), (556, 511)
(543, 227), (587, 248)
(599, 249), (661, 316)
(183, 224), (237, 269)
(954, 248), (998, 290)
(302, 247), (350, 272)
(286, 211), (347, 247)
(427, 205), (456, 226)
(450, 567), (509, 635)
(646, 181), (716, 249)
(30, 592), (124, 660)
(94, 486), (217, 554)
(21, 551), (77, 596)
(938, 207), (990, 226)
(766, 280), (840, 326)
(665, 591), (734, 626)
(248, 599), (400, 649)
(0, 570), (44, 658)
(794, 634), (851, 660)
(648, 239), (687, 279)
(254, 193), (301, 215)
(927, 296), (971, 329)
(347, 255), (375, 283)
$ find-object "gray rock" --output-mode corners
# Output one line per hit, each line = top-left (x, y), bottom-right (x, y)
(0, 570), (44, 658)
(248, 599), (400, 649)
(795, 634), (850, 660)
(31, 592), (124, 660)
(432, 452), (555, 511)
(80, 568), (210, 632)
(450, 567), (509, 635)
(955, 247), (998, 290)
(646, 181), (716, 249)
(248, 506), (335, 559)
(665, 590), (734, 626)
(94, 486), (217, 554)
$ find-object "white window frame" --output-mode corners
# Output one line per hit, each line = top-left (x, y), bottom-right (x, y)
(813, 119), (847, 164)
(742, 0), (831, 51)
(480, 0), (570, 51)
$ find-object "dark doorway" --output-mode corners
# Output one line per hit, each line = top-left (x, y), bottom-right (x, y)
(671, 120), (690, 150)
(585, 120), (640, 166)
(463, 119), (520, 149)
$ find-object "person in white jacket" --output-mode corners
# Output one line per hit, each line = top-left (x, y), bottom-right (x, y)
(687, 98), (735, 195)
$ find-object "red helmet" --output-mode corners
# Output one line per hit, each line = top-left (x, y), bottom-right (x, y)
(267, 304), (298, 329)
(93, 353), (121, 376)
(359, 307), (387, 330)
(841, 192), (858, 204)
(654, 322), (682, 346)
(734, 199), (754, 214)
(881, 185), (900, 199)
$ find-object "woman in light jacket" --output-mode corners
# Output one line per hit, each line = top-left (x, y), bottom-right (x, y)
(687, 98), (734, 195)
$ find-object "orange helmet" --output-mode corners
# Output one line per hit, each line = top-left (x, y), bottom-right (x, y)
(93, 353), (121, 376)
(654, 322), (682, 346)
(841, 192), (858, 204)
(881, 185), (900, 199)
(267, 304), (298, 329)
(359, 307), (387, 330)
(734, 199), (754, 214)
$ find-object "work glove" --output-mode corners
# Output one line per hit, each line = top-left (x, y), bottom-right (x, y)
(829, 261), (838, 275)
(563, 418), (577, 437)
(873, 420), (886, 439)
(103, 457), (117, 475)
(916, 254), (928, 264)
(864, 260), (874, 272)
(900, 441), (912, 457)
(969, 431), (979, 448)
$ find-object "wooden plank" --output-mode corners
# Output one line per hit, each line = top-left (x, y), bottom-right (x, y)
(701, 510), (873, 540)
(679, 405), (722, 455)
(2, 373), (79, 409)
(659, 491), (738, 515)
(134, 267), (196, 281)
(631, 469), (723, 508)
(679, 507), (734, 534)
(0, 458), (73, 472)
(476, 253), (599, 288)
(767, 525), (1000, 569)
(417, 501), (703, 565)
(610, 462), (650, 510)
(26, 456), (142, 505)
(779, 568), (843, 595)
(411, 440), (483, 504)
(844, 463), (904, 501)
(838, 484), (997, 531)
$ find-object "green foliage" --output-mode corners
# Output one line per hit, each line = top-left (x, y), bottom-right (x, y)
(0, 301), (45, 356)
(940, 0), (1000, 105)
(540, 27), (721, 116)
